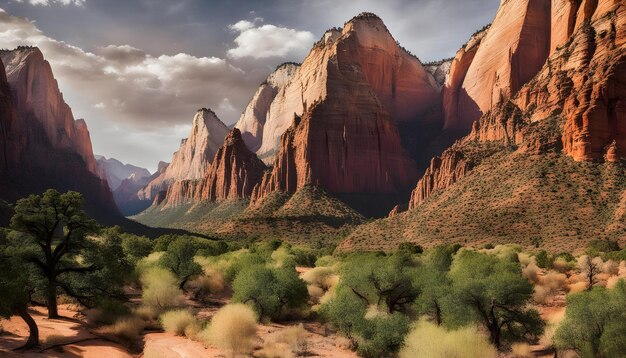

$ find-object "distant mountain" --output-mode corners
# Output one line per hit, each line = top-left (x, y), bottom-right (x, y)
(96, 155), (151, 191)
(138, 108), (229, 202)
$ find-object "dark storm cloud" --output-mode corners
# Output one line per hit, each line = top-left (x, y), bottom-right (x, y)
(0, 0), (500, 171)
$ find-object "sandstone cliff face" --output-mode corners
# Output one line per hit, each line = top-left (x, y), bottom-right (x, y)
(235, 63), (299, 153)
(138, 108), (229, 200)
(444, 0), (552, 132)
(238, 14), (441, 164)
(248, 14), (443, 203)
(410, 0), (625, 209)
(159, 129), (267, 207)
(0, 48), (99, 176)
(0, 47), (119, 221)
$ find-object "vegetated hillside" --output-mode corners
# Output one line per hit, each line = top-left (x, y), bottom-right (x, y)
(135, 185), (364, 244)
(343, 140), (626, 253)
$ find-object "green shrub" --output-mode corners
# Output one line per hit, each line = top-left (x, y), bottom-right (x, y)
(398, 242), (423, 254)
(555, 280), (626, 357)
(121, 234), (153, 262)
(231, 265), (308, 321)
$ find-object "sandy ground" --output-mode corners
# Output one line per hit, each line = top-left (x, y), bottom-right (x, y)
(0, 306), (131, 357)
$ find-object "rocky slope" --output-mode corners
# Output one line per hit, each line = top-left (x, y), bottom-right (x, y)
(96, 155), (151, 191)
(138, 108), (229, 201)
(0, 47), (120, 223)
(341, 0), (626, 252)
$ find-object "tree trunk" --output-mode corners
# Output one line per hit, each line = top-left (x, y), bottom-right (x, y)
(46, 283), (58, 319)
(14, 307), (39, 350)
(434, 302), (442, 326)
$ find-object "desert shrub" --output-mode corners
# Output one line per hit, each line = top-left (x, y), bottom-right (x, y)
(518, 252), (533, 267)
(200, 303), (257, 357)
(601, 260), (619, 275)
(553, 256), (575, 272)
(231, 265), (308, 321)
(262, 324), (308, 356)
(159, 309), (200, 337)
(102, 316), (146, 342)
(577, 255), (603, 290)
(140, 267), (183, 312)
(84, 298), (130, 325)
(121, 234), (153, 262)
(555, 280), (626, 357)
(399, 320), (497, 358)
(522, 261), (540, 284)
(568, 281), (588, 294)
(187, 269), (225, 301)
(535, 250), (553, 269)
(448, 250), (544, 348)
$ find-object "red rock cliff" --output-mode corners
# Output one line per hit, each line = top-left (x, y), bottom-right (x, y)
(138, 108), (229, 200)
(159, 129), (267, 207)
(410, 0), (625, 209)
(238, 14), (441, 163)
(0, 47), (119, 221)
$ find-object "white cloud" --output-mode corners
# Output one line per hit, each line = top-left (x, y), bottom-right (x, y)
(13, 0), (86, 6)
(0, 8), (258, 170)
(227, 19), (314, 60)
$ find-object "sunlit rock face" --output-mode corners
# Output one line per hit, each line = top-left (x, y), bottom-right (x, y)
(138, 108), (229, 201)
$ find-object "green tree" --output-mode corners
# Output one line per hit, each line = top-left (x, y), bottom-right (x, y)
(159, 237), (203, 290)
(448, 250), (544, 348)
(120, 232), (153, 262)
(0, 229), (38, 349)
(231, 265), (307, 321)
(555, 280), (626, 357)
(9, 190), (99, 318)
(413, 265), (452, 325)
(340, 253), (420, 314)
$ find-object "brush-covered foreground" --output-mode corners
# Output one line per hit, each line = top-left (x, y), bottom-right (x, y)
(1, 190), (626, 357)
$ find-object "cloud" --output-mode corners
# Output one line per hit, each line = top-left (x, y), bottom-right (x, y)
(12, 0), (85, 6)
(227, 18), (314, 60)
(0, 8), (260, 171)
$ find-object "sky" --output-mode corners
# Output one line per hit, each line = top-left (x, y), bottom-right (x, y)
(0, 0), (499, 172)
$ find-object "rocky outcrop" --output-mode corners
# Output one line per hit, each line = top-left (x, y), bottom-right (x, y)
(0, 47), (120, 222)
(237, 14), (441, 164)
(96, 155), (151, 190)
(235, 63), (299, 153)
(410, 0), (625, 208)
(138, 108), (229, 200)
(159, 129), (267, 207)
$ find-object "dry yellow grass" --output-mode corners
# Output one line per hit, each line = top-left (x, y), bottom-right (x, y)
(200, 304), (257, 357)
